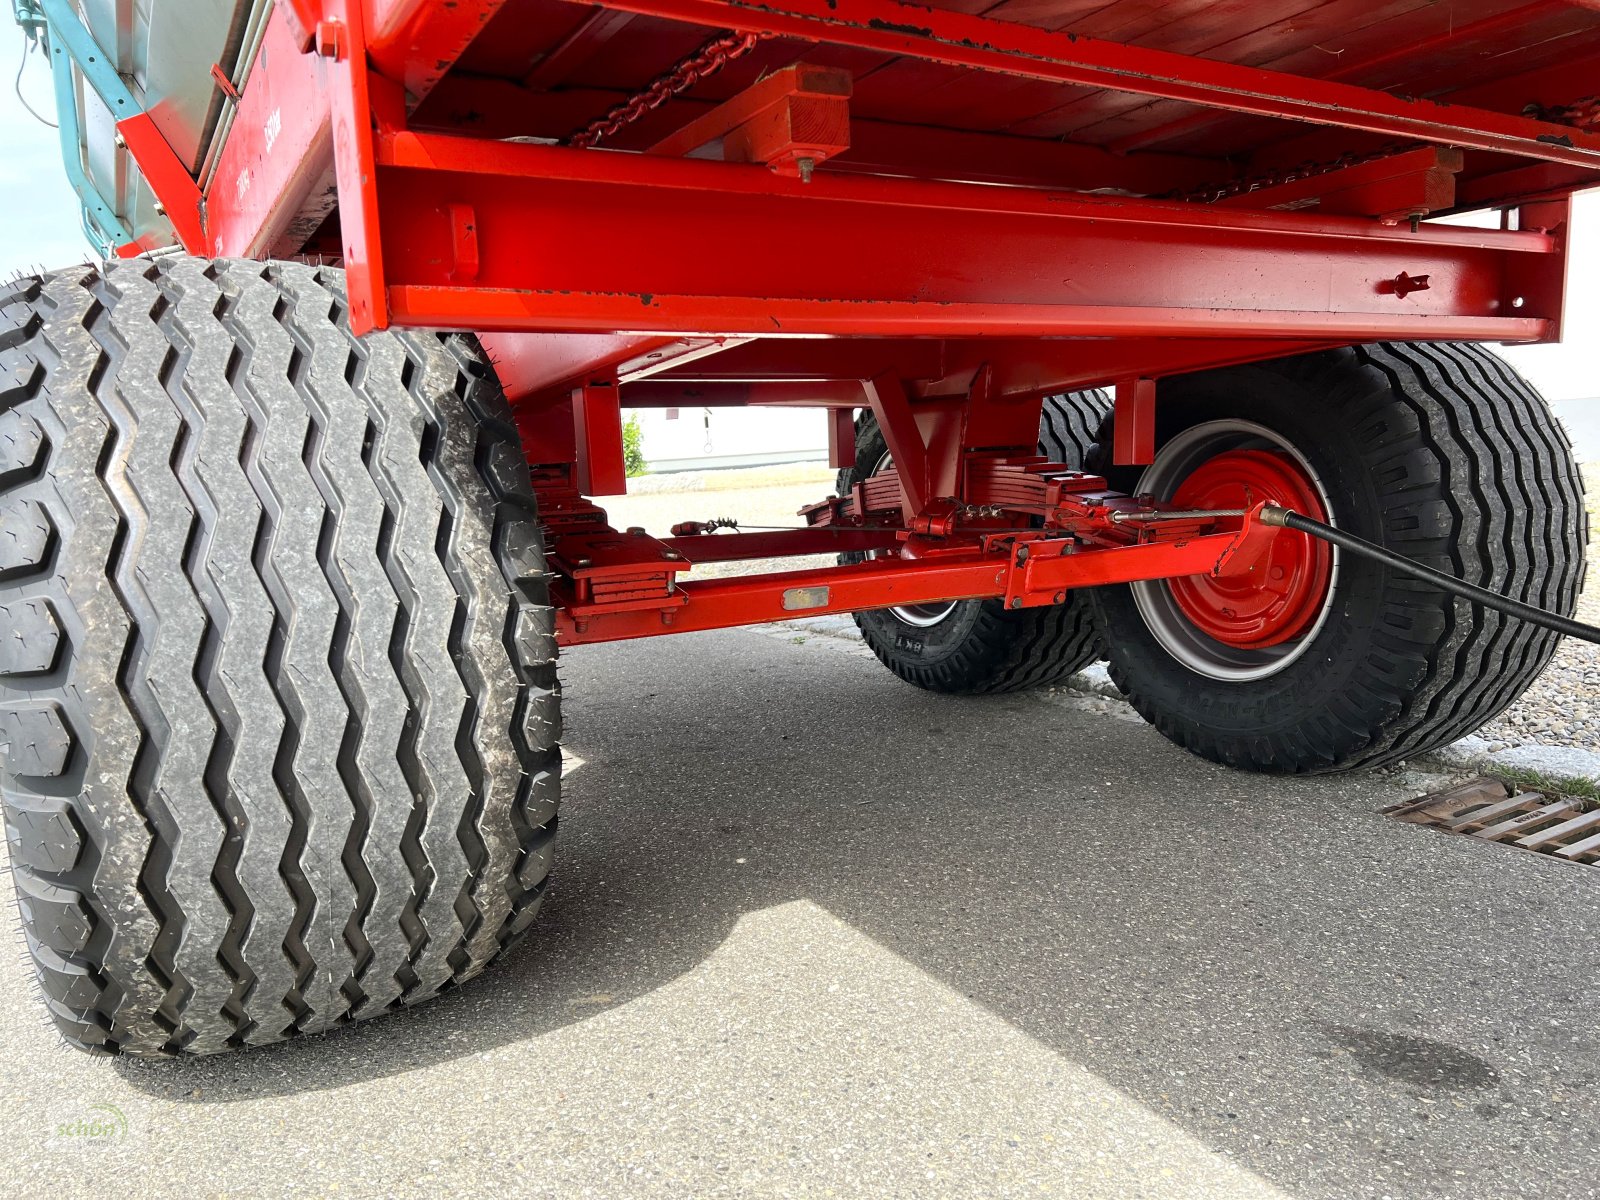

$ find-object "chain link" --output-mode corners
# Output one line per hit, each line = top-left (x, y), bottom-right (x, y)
(1525, 96), (1600, 131)
(566, 31), (769, 150)
(1171, 90), (1600, 205)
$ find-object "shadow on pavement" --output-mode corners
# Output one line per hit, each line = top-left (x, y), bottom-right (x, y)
(114, 629), (1600, 1198)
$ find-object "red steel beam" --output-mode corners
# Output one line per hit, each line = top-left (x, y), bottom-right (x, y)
(615, 337), (1365, 424)
(480, 332), (678, 404)
(572, 380), (628, 496)
(1112, 377), (1156, 467)
(558, 554), (1007, 644)
(414, 76), (1222, 194)
(479, 332), (757, 408)
(557, 524), (1266, 645)
(629, 339), (949, 386)
(1013, 526), (1275, 595)
(390, 285), (1547, 344)
(1456, 162), (1600, 212)
(321, 0), (387, 333)
(828, 408), (856, 470)
(863, 372), (928, 519)
(1214, 148), (1463, 219)
(624, 380), (868, 407)
(929, 337), (1351, 404)
(371, 132), (1556, 342)
(560, 0), (1600, 169)
(625, 337), (1350, 403)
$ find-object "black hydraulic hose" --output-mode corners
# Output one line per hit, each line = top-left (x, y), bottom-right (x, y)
(1259, 505), (1600, 647)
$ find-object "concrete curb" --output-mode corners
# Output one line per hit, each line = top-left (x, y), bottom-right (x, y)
(1059, 666), (1600, 784)
(769, 616), (1600, 784)
(1060, 664), (1600, 784)
(1417, 735), (1600, 783)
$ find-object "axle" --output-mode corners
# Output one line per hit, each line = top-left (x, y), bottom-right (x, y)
(541, 458), (1290, 645)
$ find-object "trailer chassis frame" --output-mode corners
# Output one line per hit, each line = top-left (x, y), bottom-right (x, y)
(51, 0), (1589, 649)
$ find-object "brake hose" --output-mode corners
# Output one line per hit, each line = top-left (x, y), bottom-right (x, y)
(1259, 505), (1600, 647)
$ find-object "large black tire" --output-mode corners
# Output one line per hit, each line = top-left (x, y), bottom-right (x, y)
(1088, 343), (1585, 773)
(841, 390), (1109, 693)
(0, 259), (561, 1056)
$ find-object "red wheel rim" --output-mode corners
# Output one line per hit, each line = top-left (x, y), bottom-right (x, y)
(1165, 449), (1333, 650)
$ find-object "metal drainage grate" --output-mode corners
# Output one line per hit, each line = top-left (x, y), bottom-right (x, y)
(1386, 778), (1600, 867)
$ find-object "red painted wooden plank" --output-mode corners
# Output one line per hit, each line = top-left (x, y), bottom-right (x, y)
(1005, 0), (1437, 138)
(1088, 2), (1591, 152)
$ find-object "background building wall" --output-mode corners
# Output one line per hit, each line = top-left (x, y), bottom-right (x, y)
(626, 407), (829, 473)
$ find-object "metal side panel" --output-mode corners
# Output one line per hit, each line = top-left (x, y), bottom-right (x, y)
(71, 0), (266, 249)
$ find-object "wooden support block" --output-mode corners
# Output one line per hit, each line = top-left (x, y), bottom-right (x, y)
(725, 91), (851, 178)
(649, 64), (852, 177)
(1217, 147), (1463, 222)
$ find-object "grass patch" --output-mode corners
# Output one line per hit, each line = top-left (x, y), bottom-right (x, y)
(1491, 765), (1600, 807)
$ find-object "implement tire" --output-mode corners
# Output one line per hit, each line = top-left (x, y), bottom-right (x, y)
(0, 259), (560, 1056)
(840, 390), (1109, 694)
(1089, 342), (1585, 773)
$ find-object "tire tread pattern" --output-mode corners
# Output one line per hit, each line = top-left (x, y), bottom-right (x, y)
(0, 260), (560, 1056)
(1092, 342), (1584, 773)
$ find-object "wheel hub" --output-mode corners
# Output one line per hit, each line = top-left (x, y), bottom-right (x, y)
(1164, 449), (1332, 649)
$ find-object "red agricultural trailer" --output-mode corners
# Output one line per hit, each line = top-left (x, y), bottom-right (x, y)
(3, 0), (1597, 1056)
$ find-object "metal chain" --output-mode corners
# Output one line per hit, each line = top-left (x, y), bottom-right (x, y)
(566, 30), (769, 150)
(1171, 89), (1600, 205)
(1525, 96), (1600, 131)
(1162, 140), (1423, 204)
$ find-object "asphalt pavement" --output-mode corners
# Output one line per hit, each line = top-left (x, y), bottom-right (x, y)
(4, 624), (1599, 1199)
